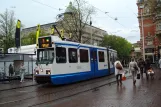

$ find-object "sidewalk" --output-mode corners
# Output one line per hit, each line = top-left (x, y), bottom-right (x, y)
(0, 79), (37, 91)
(47, 67), (161, 107)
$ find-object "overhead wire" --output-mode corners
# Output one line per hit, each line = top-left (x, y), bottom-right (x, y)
(31, 0), (138, 30)
(126, 6), (137, 17)
(87, 3), (127, 28)
(31, 0), (63, 11)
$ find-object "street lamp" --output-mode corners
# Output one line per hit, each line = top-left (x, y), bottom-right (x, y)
(140, 5), (145, 60)
(90, 17), (93, 45)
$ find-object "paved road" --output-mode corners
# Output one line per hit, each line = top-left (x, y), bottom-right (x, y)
(36, 68), (161, 107)
(0, 74), (117, 107)
(2, 67), (160, 107)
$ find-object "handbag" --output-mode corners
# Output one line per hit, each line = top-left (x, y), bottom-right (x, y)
(134, 63), (138, 71)
(137, 73), (140, 79)
(122, 74), (126, 81)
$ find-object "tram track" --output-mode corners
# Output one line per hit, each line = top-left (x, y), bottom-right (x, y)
(31, 75), (132, 107)
(31, 78), (117, 107)
(0, 82), (40, 92)
(0, 74), (115, 99)
(0, 74), (118, 107)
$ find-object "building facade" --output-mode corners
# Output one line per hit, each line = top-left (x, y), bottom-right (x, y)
(22, 2), (107, 46)
(137, 0), (161, 63)
(22, 23), (107, 46)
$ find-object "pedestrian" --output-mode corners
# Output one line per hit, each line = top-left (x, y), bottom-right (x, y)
(9, 64), (14, 77)
(129, 58), (140, 85)
(159, 58), (161, 69)
(145, 58), (151, 80)
(138, 58), (145, 78)
(114, 58), (124, 86)
(20, 62), (26, 82)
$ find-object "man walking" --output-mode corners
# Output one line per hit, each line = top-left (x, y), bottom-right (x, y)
(129, 58), (140, 85)
(138, 58), (145, 78)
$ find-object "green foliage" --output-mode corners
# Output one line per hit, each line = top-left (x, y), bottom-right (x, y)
(0, 9), (16, 52)
(100, 34), (132, 59)
(21, 29), (50, 46)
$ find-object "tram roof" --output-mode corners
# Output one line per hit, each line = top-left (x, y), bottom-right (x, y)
(40, 35), (117, 51)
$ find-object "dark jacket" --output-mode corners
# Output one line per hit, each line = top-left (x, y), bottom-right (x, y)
(145, 58), (151, 69)
(9, 65), (14, 74)
(138, 59), (145, 68)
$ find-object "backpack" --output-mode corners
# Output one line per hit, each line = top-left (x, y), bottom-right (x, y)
(116, 62), (122, 70)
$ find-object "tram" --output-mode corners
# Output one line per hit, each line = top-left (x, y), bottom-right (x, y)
(34, 35), (117, 85)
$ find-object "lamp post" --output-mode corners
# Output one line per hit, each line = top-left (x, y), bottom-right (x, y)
(140, 5), (145, 60)
(107, 46), (111, 73)
(131, 45), (135, 59)
(90, 17), (93, 45)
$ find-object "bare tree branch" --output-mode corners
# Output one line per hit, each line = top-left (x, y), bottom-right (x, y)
(57, 0), (95, 43)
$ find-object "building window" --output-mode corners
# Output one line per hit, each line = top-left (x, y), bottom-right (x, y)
(80, 49), (89, 62)
(56, 47), (66, 63)
(99, 51), (105, 62)
(157, 23), (161, 30)
(68, 48), (78, 63)
(145, 48), (154, 53)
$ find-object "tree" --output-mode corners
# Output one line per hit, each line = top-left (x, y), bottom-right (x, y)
(56, 0), (95, 43)
(0, 9), (16, 52)
(100, 35), (132, 59)
(21, 29), (50, 46)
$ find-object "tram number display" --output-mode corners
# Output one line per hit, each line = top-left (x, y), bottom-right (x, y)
(38, 37), (52, 48)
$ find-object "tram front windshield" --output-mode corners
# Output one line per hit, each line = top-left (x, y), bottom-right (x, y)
(37, 48), (54, 64)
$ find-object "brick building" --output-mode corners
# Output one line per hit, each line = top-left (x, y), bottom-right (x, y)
(137, 0), (161, 63)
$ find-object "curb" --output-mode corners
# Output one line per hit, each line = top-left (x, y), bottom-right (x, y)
(0, 82), (38, 91)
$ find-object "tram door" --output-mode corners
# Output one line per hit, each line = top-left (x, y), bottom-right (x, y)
(90, 48), (98, 77)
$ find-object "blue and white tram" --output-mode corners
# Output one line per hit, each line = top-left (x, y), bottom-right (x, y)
(34, 35), (117, 85)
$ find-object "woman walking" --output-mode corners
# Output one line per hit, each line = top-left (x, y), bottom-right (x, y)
(114, 59), (124, 86)
(129, 58), (140, 85)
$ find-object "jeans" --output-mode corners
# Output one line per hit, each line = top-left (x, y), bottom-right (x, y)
(116, 74), (122, 85)
(132, 70), (137, 81)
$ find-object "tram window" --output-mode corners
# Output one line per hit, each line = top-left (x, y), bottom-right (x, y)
(68, 48), (78, 63)
(99, 51), (105, 62)
(80, 49), (89, 62)
(56, 47), (66, 63)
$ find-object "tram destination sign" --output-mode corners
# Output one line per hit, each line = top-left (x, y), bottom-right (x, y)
(38, 37), (52, 48)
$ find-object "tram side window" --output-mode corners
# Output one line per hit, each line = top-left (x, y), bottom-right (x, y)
(68, 48), (78, 63)
(56, 47), (66, 63)
(80, 49), (89, 62)
(99, 51), (105, 62)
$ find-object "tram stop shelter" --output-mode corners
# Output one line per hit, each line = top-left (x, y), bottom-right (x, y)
(0, 53), (36, 81)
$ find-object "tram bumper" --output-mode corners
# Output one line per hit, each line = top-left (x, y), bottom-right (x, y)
(34, 75), (51, 84)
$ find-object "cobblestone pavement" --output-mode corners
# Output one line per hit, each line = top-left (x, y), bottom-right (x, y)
(0, 79), (37, 91)
(42, 68), (161, 107)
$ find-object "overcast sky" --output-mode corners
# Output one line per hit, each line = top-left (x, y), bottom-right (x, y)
(0, 0), (140, 43)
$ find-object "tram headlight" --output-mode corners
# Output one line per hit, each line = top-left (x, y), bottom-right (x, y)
(41, 69), (43, 72)
(46, 70), (51, 75)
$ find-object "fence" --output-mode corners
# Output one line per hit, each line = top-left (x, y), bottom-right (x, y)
(0, 53), (36, 81)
